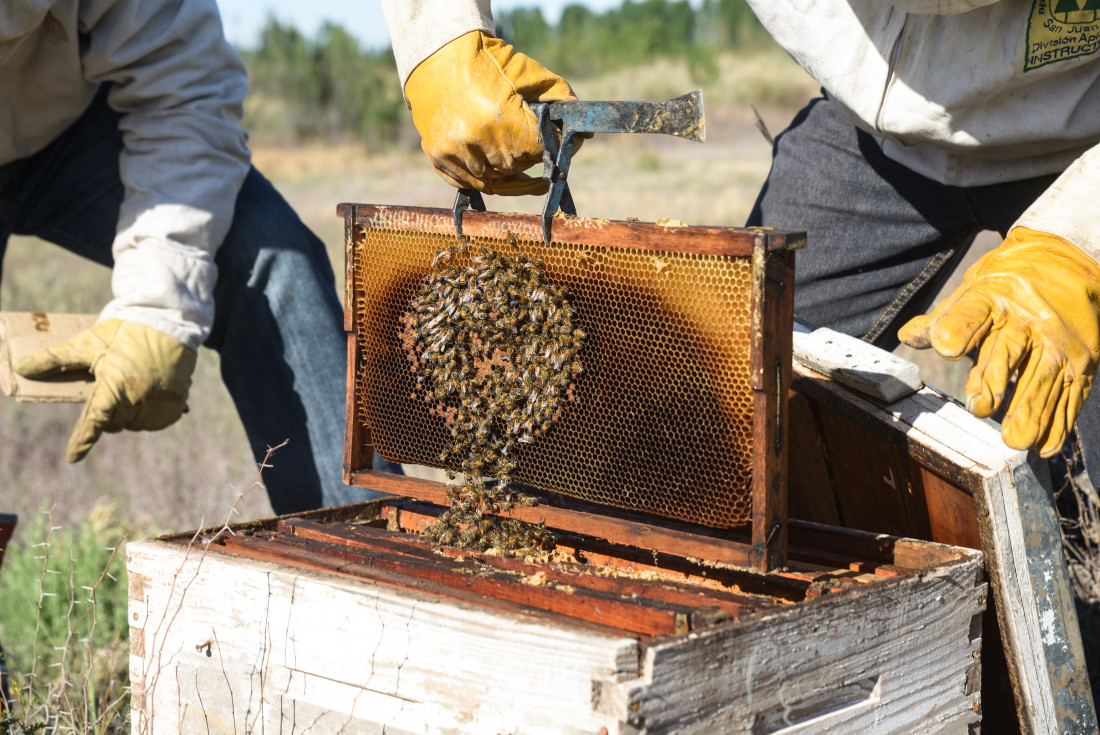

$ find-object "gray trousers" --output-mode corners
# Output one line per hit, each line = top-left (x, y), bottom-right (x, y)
(746, 94), (1100, 477)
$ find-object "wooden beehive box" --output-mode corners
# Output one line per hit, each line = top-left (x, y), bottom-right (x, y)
(127, 503), (984, 734)
(786, 327), (1098, 734)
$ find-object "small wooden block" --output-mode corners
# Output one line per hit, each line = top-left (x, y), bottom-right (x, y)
(0, 513), (16, 570)
(0, 312), (96, 403)
(793, 327), (923, 403)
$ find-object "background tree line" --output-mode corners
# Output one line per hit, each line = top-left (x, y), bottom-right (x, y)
(240, 0), (767, 146)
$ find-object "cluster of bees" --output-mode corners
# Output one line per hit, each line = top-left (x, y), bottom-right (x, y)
(409, 237), (585, 553)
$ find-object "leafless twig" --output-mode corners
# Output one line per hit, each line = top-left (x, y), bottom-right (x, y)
(138, 440), (288, 734)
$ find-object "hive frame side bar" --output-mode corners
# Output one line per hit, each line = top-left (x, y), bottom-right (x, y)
(344, 332), (373, 483)
(341, 202), (355, 332)
(750, 233), (793, 572)
(343, 203), (373, 480)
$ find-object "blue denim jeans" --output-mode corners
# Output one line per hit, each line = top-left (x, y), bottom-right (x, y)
(747, 94), (1100, 477)
(0, 87), (398, 515)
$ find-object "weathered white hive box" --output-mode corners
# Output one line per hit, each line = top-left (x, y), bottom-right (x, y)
(127, 506), (985, 735)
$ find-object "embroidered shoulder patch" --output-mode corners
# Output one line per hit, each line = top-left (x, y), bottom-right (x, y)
(1026, 0), (1100, 70)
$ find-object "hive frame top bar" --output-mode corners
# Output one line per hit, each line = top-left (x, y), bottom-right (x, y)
(337, 203), (806, 257)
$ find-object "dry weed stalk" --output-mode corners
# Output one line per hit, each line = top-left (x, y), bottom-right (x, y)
(1053, 444), (1100, 703)
(1055, 446), (1100, 604)
(2, 503), (129, 734)
(78, 533), (128, 728)
(1064, 480), (1100, 604)
(28, 503), (61, 689)
(135, 440), (287, 735)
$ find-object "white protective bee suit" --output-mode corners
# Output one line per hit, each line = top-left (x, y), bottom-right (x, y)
(1, 0), (395, 509)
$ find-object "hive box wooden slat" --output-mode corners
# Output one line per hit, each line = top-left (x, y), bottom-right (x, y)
(787, 330), (1098, 734)
(127, 513), (984, 734)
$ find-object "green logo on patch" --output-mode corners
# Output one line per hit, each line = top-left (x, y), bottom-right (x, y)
(1052, 0), (1100, 24)
(1026, 0), (1100, 70)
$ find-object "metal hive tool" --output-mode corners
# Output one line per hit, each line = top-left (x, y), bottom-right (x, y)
(339, 203), (803, 570)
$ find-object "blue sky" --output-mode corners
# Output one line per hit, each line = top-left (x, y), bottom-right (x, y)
(214, 1), (630, 51)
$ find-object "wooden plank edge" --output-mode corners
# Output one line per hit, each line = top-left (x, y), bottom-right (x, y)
(977, 458), (1098, 734)
(219, 533), (688, 637)
(281, 518), (759, 620)
(347, 203), (805, 256)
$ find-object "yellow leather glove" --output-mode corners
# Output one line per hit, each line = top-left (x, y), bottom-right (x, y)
(899, 227), (1100, 458)
(14, 319), (197, 462)
(405, 30), (579, 196)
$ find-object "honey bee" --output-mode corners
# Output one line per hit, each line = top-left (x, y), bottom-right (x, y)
(412, 242), (584, 555)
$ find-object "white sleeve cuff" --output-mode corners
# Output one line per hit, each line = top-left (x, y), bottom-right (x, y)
(380, 0), (494, 92)
(1013, 145), (1100, 264)
(100, 204), (221, 351)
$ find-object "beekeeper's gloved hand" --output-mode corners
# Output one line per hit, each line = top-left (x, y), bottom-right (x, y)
(404, 30), (580, 196)
(15, 319), (196, 462)
(899, 227), (1100, 458)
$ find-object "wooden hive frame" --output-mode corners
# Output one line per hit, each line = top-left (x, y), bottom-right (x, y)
(337, 203), (804, 573)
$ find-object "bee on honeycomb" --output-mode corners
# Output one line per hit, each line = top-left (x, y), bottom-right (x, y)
(406, 235), (585, 553)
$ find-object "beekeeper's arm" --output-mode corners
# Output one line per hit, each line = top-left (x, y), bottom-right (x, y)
(380, 0), (577, 195)
(900, 144), (1100, 458)
(15, 0), (251, 462)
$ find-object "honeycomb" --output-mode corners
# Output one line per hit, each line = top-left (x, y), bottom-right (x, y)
(352, 217), (758, 529)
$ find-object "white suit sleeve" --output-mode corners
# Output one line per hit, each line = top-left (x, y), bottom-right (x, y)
(380, 0), (494, 91)
(1014, 144), (1100, 264)
(78, 0), (251, 351)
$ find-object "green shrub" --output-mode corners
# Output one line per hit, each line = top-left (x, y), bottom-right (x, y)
(0, 503), (133, 733)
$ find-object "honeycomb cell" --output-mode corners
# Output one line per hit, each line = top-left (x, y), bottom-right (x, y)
(352, 219), (761, 529)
